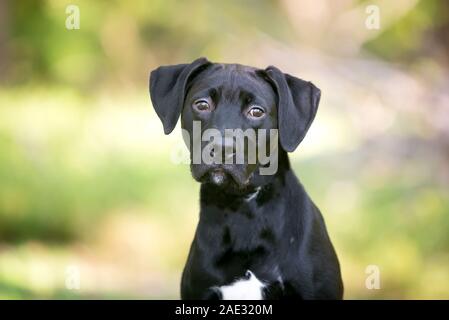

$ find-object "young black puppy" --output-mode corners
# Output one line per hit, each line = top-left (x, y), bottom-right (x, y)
(149, 57), (343, 299)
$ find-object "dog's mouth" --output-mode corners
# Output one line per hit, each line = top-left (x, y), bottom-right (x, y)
(191, 164), (255, 189)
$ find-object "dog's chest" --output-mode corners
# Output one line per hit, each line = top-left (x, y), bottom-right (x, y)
(209, 215), (277, 279)
(224, 210), (271, 250)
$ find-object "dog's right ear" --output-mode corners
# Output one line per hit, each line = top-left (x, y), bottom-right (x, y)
(149, 57), (211, 134)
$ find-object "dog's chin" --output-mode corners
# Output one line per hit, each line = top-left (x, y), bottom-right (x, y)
(191, 164), (255, 190)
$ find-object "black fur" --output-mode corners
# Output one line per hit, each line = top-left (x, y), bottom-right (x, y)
(149, 57), (343, 299)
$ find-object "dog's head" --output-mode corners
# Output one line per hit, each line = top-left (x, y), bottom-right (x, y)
(149, 57), (320, 190)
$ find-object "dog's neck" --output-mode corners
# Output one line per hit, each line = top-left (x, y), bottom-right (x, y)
(197, 150), (294, 257)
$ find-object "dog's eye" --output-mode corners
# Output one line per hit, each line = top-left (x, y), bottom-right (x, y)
(193, 99), (211, 112)
(247, 106), (265, 119)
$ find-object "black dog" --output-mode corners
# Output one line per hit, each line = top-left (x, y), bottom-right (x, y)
(149, 57), (343, 299)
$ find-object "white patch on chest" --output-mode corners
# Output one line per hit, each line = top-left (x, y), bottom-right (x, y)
(216, 270), (266, 300)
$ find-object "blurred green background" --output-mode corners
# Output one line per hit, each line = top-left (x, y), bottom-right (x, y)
(0, 0), (448, 299)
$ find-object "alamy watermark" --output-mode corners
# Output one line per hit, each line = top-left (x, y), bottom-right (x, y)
(65, 265), (81, 290)
(365, 264), (381, 290)
(65, 5), (80, 30)
(174, 121), (279, 175)
(365, 5), (380, 30)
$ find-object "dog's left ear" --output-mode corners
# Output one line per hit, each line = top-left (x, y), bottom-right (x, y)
(265, 66), (321, 152)
(149, 57), (211, 134)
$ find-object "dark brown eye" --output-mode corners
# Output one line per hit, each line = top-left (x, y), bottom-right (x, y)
(247, 106), (265, 118)
(193, 99), (211, 112)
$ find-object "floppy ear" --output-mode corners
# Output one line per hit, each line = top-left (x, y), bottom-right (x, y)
(265, 66), (321, 152)
(149, 57), (211, 134)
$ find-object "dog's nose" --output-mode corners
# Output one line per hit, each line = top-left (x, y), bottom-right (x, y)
(210, 149), (235, 160)
(211, 137), (235, 163)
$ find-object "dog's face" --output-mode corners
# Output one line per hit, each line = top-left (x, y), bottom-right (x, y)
(149, 58), (321, 190)
(181, 64), (278, 189)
